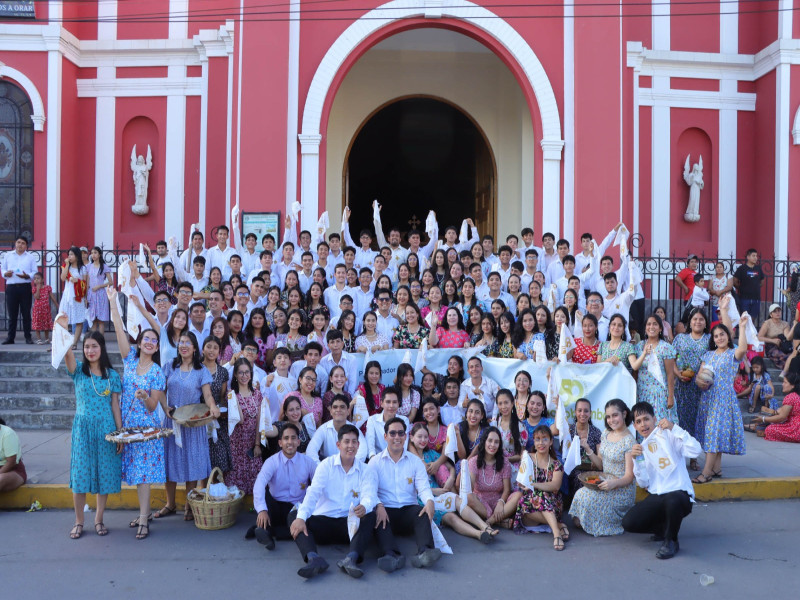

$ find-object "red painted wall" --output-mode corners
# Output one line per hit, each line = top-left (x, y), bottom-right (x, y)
(745, 71), (776, 257)
(117, 1), (169, 40)
(184, 96), (201, 237)
(671, 2), (719, 53)
(204, 56), (229, 246)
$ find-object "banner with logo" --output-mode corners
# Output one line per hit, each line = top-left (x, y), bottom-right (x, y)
(353, 349), (636, 431)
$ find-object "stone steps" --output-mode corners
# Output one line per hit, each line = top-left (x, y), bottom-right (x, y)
(0, 393), (76, 411)
(1, 409), (76, 429)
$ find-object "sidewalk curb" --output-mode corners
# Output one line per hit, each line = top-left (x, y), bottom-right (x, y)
(3, 478), (799, 511)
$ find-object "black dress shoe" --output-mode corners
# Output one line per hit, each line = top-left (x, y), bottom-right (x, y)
(410, 547), (442, 568)
(25, 338), (34, 344)
(1, 339), (14, 345)
(656, 539), (679, 559)
(244, 525), (256, 540)
(377, 554), (405, 573)
(255, 527), (275, 550)
(297, 556), (329, 579)
(337, 556), (364, 579)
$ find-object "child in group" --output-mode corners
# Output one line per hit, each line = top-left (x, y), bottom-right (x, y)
(747, 356), (775, 413)
(734, 361), (751, 399)
(31, 272), (54, 344)
(622, 401), (702, 560)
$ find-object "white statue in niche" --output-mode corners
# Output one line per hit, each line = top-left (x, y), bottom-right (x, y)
(682, 154), (703, 223)
(130, 144), (153, 216)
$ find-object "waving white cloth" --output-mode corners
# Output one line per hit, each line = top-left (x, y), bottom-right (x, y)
(291, 201), (302, 222)
(372, 200), (381, 223)
(646, 345), (665, 387)
(431, 522), (453, 554)
(740, 311), (762, 351)
(227, 390), (241, 437)
(401, 348), (412, 366)
(458, 459), (471, 515)
(415, 339), (428, 371)
(533, 339), (546, 364)
(516, 451), (535, 489)
(554, 394), (571, 458)
(51, 313), (73, 369)
(563, 435), (582, 475)
(443, 423), (458, 462)
(425, 211), (437, 237)
(351, 394), (370, 428)
(725, 294), (741, 327)
(258, 396), (273, 445)
(347, 503), (360, 541)
(317, 211), (330, 234)
(613, 223), (629, 247)
(558, 324), (575, 364)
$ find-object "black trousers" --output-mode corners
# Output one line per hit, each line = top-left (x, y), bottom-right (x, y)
(290, 511), (376, 562)
(5, 282), (32, 340)
(264, 490), (295, 540)
(622, 490), (692, 542)
(374, 505), (434, 556)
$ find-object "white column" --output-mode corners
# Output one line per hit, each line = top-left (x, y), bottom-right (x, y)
(631, 64), (640, 256)
(198, 51), (209, 232)
(562, 0), (574, 243)
(169, 0), (189, 39)
(164, 80), (187, 240)
(718, 1), (738, 258)
(224, 33), (234, 239)
(540, 140), (564, 238)
(44, 33), (62, 249)
(232, 0), (245, 230)
(650, 0), (670, 258)
(774, 1), (791, 262)
(520, 108), (534, 233)
(286, 0), (300, 220)
(94, 94), (116, 247)
(299, 134), (322, 231)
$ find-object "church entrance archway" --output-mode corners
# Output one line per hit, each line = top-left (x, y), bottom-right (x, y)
(344, 96), (496, 241)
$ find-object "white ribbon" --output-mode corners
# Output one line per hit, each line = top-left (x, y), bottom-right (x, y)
(458, 459), (471, 515)
(51, 313), (73, 369)
(347, 503), (360, 541)
(443, 423), (458, 463)
(258, 396), (273, 445)
(227, 390), (241, 437)
(415, 339), (428, 372)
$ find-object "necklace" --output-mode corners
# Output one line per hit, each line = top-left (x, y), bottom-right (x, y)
(532, 454), (551, 484)
(178, 365), (193, 380)
(90, 372), (111, 397)
(481, 462), (499, 486)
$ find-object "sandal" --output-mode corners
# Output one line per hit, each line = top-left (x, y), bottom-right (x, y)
(553, 536), (565, 551)
(136, 523), (149, 540)
(94, 522), (108, 536)
(692, 473), (713, 484)
(184, 505), (194, 522)
(689, 459), (700, 471)
(153, 505), (177, 519)
(712, 470), (723, 479)
(559, 524), (570, 541)
(129, 513), (153, 527)
(69, 523), (83, 540)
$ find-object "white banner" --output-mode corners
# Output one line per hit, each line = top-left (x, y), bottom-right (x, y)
(350, 349), (637, 431)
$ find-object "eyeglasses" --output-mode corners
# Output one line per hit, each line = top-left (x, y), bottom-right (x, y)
(302, 376), (318, 383)
(179, 290), (192, 295)
(141, 337), (158, 344)
(587, 299), (602, 305)
(378, 298), (391, 303)
(155, 298), (170, 304)
(178, 341), (193, 347)
(237, 292), (250, 297)
(243, 348), (258, 354)
(387, 430), (405, 437)
(237, 371), (251, 377)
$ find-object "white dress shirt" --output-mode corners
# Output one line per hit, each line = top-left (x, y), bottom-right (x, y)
(305, 419), (368, 464)
(375, 312), (400, 339)
(296, 453), (377, 520)
(365, 413), (410, 458)
(324, 284), (354, 319)
(633, 425), (702, 500)
(319, 352), (360, 396)
(1, 250), (37, 285)
(367, 449), (434, 508)
(264, 372), (297, 419)
(458, 375), (500, 418)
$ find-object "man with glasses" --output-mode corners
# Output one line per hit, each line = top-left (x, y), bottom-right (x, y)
(366, 418), (440, 572)
(586, 292), (609, 341)
(234, 283), (251, 323)
(289, 343), (328, 396)
(289, 424), (377, 579)
(150, 290), (173, 328)
(374, 289), (399, 339)
(226, 340), (268, 390)
(169, 281), (195, 316)
(305, 395), (367, 464)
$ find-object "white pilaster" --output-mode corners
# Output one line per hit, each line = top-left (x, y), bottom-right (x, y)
(650, 0), (670, 258)
(718, 1), (738, 258)
(169, 0), (189, 39)
(164, 68), (187, 241)
(232, 0), (244, 231)
(299, 134), (322, 230)
(197, 50), (209, 234)
(94, 93), (115, 247)
(286, 0), (300, 220)
(44, 24), (61, 249)
(540, 140), (564, 238)
(562, 0), (574, 243)
(775, 1), (791, 261)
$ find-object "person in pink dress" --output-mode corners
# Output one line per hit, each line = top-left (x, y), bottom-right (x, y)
(428, 306), (471, 349)
(227, 358), (264, 492)
(31, 272), (53, 344)
(749, 373), (800, 443)
(464, 426), (520, 532)
(572, 314), (601, 364)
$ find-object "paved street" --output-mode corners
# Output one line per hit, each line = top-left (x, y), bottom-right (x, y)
(2, 500), (795, 599)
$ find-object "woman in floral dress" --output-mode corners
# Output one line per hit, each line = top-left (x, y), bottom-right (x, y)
(393, 303), (430, 349)
(466, 427), (518, 531)
(86, 247), (112, 334)
(492, 390), (527, 487)
(228, 358), (264, 492)
(202, 337), (231, 475)
(569, 400), (635, 536)
(598, 314), (637, 375)
(428, 306), (470, 349)
(672, 308), (710, 447)
(109, 288), (167, 540)
(692, 313), (748, 484)
(631, 314), (678, 423)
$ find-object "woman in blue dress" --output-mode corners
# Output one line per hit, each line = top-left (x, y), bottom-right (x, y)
(631, 314), (678, 423)
(692, 306), (748, 484)
(109, 287), (167, 540)
(157, 331), (219, 522)
(63, 328), (122, 540)
(672, 307), (711, 467)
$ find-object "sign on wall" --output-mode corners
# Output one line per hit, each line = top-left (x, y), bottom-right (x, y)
(241, 211), (280, 247)
(0, 1), (35, 18)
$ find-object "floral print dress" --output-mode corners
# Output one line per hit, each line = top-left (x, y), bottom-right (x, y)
(393, 325), (430, 349)
(634, 340), (678, 423)
(513, 457), (563, 533)
(672, 333), (710, 436)
(695, 349), (746, 455)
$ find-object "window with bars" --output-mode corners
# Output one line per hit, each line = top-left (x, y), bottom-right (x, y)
(0, 81), (34, 246)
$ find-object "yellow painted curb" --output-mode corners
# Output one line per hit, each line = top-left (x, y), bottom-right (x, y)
(634, 477), (800, 503)
(0, 484), (256, 512)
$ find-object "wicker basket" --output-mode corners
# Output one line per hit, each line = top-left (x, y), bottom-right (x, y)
(187, 467), (244, 530)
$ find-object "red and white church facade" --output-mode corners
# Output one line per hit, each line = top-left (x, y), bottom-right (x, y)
(1, 0), (799, 260)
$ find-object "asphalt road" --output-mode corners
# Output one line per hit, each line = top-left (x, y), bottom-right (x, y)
(2, 500), (795, 599)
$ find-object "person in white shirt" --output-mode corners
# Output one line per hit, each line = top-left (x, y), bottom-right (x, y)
(586, 292), (610, 342)
(179, 230), (208, 277)
(459, 356), (500, 417)
(373, 207), (409, 269)
(374, 288), (400, 339)
(1, 236), (37, 344)
(516, 227), (543, 262)
(554, 255), (592, 306)
(544, 239), (571, 288)
(365, 388), (410, 459)
(205, 224), (236, 274)
(439, 378), (466, 426)
(470, 263), (490, 300)
(366, 418), (440, 572)
(187, 302), (211, 346)
(490, 245), (514, 289)
(351, 268), (376, 318)
(342, 207), (378, 270)
(689, 275), (710, 309)
(539, 232), (559, 272)
(519, 248), (540, 292)
(305, 395), (368, 464)
(324, 264), (353, 319)
(297, 252), (315, 294)
(289, 343), (329, 396)
(602, 272), (635, 329)
(289, 423), (377, 579)
(481, 235), (500, 267)
(406, 227), (438, 269)
(479, 273), (515, 316)
(172, 253), (210, 295)
(622, 402), (701, 560)
(574, 225), (620, 275)
(319, 330), (359, 396)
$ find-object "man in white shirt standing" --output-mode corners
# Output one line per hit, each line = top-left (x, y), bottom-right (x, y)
(289, 423), (377, 579)
(179, 229), (208, 276)
(1, 236), (37, 344)
(622, 401), (701, 560)
(374, 288), (400, 339)
(305, 395), (368, 464)
(367, 417), (439, 572)
(324, 264), (352, 320)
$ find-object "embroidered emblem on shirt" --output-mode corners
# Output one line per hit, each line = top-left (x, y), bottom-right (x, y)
(351, 490), (359, 498)
(407, 477), (413, 484)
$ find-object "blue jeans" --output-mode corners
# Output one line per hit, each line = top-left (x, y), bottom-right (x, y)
(740, 298), (760, 323)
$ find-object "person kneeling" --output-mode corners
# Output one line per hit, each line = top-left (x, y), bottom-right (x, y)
(289, 424), (377, 579)
(366, 418), (442, 572)
(622, 401), (702, 559)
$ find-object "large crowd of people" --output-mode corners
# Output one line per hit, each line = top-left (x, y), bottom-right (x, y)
(2, 207), (800, 577)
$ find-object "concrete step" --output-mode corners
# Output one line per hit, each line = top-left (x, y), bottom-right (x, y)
(0, 349), (124, 364)
(0, 394), (76, 411)
(2, 410), (75, 429)
(1, 364), (72, 379)
(0, 378), (74, 394)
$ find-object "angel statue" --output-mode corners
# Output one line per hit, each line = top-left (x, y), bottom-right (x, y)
(130, 144), (153, 216)
(682, 154), (703, 223)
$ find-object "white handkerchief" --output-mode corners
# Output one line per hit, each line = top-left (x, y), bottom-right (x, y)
(347, 503), (360, 541)
(302, 412), (317, 438)
(172, 418), (182, 448)
(646, 346), (665, 387)
(291, 201), (302, 221)
(725, 294), (741, 327)
(401, 348), (412, 366)
(425, 311), (436, 329)
(458, 459), (471, 515)
(558, 324), (575, 364)
(258, 396), (273, 445)
(533, 339), (546, 364)
(207, 420), (219, 442)
(351, 394), (369, 426)
(443, 423), (458, 462)
(613, 223), (629, 247)
(138, 243), (146, 267)
(516, 450), (535, 489)
(563, 436), (581, 475)
(227, 390), (241, 437)
(51, 313), (73, 369)
(372, 199), (381, 222)
(317, 211), (330, 232)
(415, 339), (428, 371)
(425, 211), (437, 236)
(431, 522), (453, 554)
(742, 311), (763, 351)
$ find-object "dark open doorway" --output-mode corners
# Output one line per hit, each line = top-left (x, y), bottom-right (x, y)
(344, 96), (496, 243)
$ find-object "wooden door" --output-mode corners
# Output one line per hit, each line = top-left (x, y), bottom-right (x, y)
(473, 136), (495, 239)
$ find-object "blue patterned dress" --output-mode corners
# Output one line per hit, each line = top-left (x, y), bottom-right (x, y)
(695, 349), (746, 455)
(69, 363), (122, 494)
(162, 363), (213, 482)
(635, 340), (678, 423)
(672, 333), (710, 436)
(120, 349), (167, 485)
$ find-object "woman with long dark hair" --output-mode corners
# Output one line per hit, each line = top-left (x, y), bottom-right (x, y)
(87, 246), (112, 334)
(60, 246), (88, 349)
